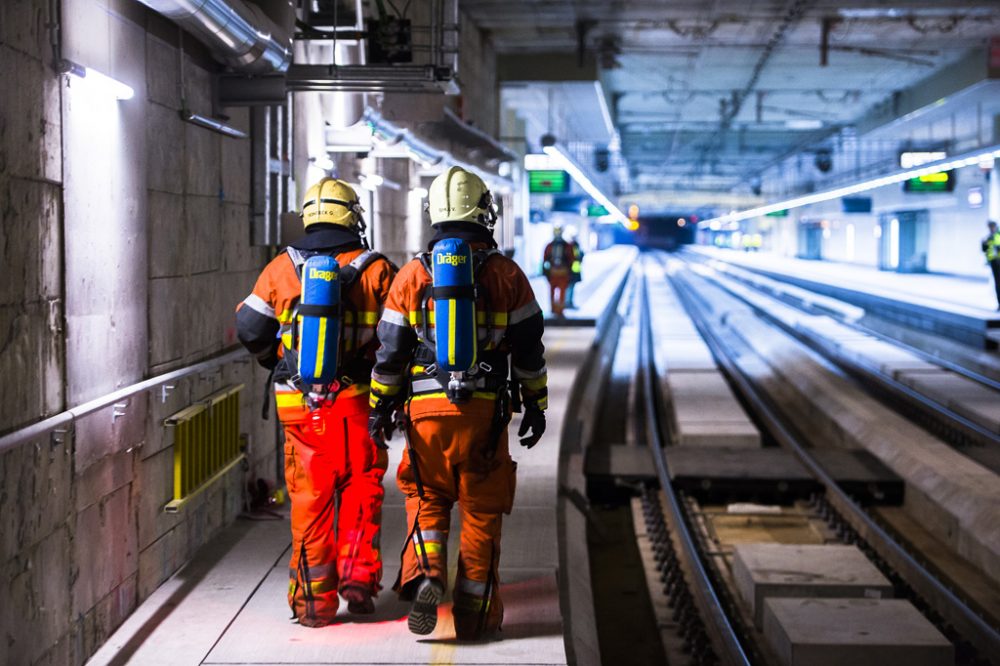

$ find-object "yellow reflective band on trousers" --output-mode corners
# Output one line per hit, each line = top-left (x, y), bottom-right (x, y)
(520, 375), (547, 391)
(288, 577), (338, 596)
(455, 595), (490, 613)
(414, 541), (443, 557)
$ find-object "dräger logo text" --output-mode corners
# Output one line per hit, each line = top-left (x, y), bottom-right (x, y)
(436, 253), (468, 266)
(308, 267), (337, 281)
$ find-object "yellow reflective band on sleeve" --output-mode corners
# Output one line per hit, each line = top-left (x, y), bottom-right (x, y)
(521, 375), (548, 391)
(475, 312), (507, 326)
(536, 396), (549, 410)
(448, 299), (457, 366)
(313, 317), (327, 377)
(411, 365), (426, 375)
(275, 392), (306, 408)
(371, 379), (401, 395)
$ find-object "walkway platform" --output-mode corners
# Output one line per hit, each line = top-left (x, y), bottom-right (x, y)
(687, 247), (1000, 348)
(86, 327), (595, 666)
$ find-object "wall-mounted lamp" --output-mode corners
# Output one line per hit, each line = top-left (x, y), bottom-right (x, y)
(180, 110), (248, 139)
(310, 155), (335, 171)
(60, 59), (133, 100)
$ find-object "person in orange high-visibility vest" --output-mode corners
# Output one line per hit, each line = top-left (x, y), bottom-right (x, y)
(543, 226), (575, 317)
(235, 178), (396, 627)
(369, 167), (547, 640)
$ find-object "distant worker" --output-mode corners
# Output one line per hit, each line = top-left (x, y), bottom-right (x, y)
(368, 166), (547, 640)
(542, 226), (575, 317)
(235, 178), (396, 627)
(566, 230), (584, 309)
(983, 220), (1000, 310)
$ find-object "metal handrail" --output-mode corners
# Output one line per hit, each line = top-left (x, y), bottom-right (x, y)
(0, 347), (248, 454)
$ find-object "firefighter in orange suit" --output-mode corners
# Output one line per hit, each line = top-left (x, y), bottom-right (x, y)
(235, 178), (396, 627)
(368, 167), (547, 640)
(542, 226), (575, 317)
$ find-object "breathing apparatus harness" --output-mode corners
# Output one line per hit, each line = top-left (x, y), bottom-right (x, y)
(415, 246), (504, 402)
(266, 246), (387, 416)
(410, 240), (517, 459)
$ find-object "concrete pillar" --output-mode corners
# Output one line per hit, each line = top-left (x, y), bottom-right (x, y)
(990, 160), (1000, 224)
(374, 158), (411, 267)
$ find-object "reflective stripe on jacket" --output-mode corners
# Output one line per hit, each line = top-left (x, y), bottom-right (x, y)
(985, 232), (1000, 262)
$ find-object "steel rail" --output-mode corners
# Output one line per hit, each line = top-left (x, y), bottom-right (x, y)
(637, 258), (753, 666)
(0, 348), (249, 454)
(662, 254), (1000, 664)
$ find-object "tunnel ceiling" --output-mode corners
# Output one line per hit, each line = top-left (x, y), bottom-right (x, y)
(464, 0), (1000, 194)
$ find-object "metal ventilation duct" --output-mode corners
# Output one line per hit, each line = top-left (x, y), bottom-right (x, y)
(137, 0), (293, 74)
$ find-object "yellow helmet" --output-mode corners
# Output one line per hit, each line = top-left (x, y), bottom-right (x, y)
(428, 167), (497, 228)
(301, 178), (364, 229)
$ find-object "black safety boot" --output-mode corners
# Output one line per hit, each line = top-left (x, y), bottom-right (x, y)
(340, 584), (375, 615)
(407, 577), (445, 635)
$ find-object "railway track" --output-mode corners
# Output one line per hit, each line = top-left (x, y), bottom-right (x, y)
(579, 252), (1000, 666)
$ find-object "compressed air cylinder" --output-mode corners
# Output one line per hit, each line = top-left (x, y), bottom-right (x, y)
(296, 255), (341, 385)
(431, 238), (477, 372)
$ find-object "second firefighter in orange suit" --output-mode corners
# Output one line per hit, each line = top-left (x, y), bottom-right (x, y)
(235, 178), (396, 627)
(369, 167), (548, 640)
(543, 226), (575, 317)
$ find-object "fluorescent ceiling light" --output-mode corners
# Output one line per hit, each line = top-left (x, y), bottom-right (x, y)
(542, 145), (631, 228)
(326, 143), (373, 152)
(524, 153), (560, 171)
(785, 119), (824, 130)
(700, 143), (1000, 227)
(61, 60), (133, 100)
(360, 173), (383, 191)
(899, 151), (945, 168)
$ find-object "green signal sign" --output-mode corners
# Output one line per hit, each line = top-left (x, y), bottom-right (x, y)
(528, 170), (569, 193)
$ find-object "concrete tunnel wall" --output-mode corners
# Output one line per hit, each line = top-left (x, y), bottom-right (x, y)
(0, 1), (278, 664)
(1, 1), (508, 664)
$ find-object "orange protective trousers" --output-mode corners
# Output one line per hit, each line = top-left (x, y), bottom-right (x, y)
(548, 271), (571, 317)
(284, 392), (388, 626)
(395, 408), (517, 639)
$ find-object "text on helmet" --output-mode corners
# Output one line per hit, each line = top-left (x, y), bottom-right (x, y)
(436, 253), (468, 266)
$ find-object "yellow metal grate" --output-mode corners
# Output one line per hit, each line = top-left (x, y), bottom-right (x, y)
(164, 384), (245, 513)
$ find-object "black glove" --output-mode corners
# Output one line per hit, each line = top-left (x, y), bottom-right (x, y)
(368, 406), (396, 449)
(517, 408), (546, 449)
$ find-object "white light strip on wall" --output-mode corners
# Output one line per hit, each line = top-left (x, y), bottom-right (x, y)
(61, 60), (134, 100)
(542, 145), (631, 226)
(700, 143), (1000, 226)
